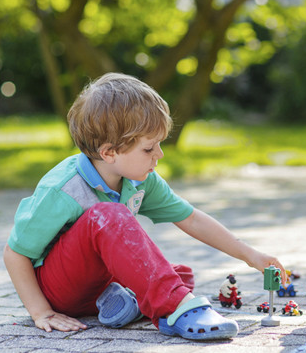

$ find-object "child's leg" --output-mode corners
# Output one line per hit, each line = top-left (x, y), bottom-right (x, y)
(171, 264), (194, 291)
(35, 202), (192, 326)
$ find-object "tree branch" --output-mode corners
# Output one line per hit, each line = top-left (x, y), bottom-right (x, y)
(167, 0), (248, 143)
(145, 0), (247, 92)
(54, 0), (117, 76)
(61, 0), (89, 24)
(145, 1), (212, 90)
(216, 0), (248, 31)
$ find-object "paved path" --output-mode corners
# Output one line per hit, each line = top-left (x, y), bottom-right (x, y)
(1, 166), (306, 352)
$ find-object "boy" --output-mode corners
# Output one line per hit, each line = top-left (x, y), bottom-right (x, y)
(4, 73), (286, 340)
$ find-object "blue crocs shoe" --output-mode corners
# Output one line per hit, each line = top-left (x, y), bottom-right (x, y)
(159, 296), (239, 340)
(96, 282), (142, 328)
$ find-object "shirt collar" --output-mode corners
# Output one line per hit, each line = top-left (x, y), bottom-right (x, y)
(76, 153), (142, 200)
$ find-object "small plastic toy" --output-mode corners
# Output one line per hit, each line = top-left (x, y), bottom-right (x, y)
(261, 265), (281, 326)
(287, 269), (301, 280)
(219, 274), (242, 309)
(277, 270), (297, 297)
(257, 301), (276, 314)
(281, 300), (303, 316)
(277, 284), (297, 297)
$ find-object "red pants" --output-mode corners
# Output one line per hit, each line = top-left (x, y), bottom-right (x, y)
(35, 203), (194, 327)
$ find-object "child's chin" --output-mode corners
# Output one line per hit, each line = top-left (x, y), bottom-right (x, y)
(137, 173), (149, 181)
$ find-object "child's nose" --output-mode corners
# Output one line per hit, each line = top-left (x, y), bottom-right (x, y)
(155, 146), (164, 160)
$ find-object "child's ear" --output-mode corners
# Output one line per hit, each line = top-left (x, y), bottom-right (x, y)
(98, 143), (116, 163)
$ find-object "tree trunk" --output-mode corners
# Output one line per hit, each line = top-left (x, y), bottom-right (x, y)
(166, 0), (248, 144)
(55, 0), (116, 81)
(37, 25), (67, 120)
(31, 0), (117, 110)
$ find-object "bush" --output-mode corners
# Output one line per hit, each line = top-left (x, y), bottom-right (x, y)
(0, 33), (51, 114)
(267, 30), (306, 124)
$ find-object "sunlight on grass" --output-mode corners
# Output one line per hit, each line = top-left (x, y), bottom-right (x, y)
(0, 115), (70, 147)
(178, 119), (247, 149)
(157, 120), (306, 180)
(1, 115), (306, 188)
(0, 115), (79, 188)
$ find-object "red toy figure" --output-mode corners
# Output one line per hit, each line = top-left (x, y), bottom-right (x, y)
(257, 302), (276, 313)
(282, 300), (303, 316)
(219, 274), (242, 309)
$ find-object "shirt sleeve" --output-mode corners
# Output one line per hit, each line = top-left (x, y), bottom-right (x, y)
(138, 172), (194, 224)
(8, 186), (83, 262)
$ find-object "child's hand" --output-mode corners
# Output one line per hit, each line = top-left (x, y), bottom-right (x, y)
(246, 250), (287, 286)
(34, 310), (87, 332)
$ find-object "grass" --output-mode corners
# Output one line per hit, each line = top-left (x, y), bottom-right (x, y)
(1, 114), (306, 189)
(0, 115), (79, 189)
(158, 119), (306, 179)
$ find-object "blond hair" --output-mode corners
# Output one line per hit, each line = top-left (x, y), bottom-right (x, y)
(67, 73), (172, 159)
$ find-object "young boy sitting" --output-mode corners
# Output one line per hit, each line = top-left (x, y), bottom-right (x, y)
(4, 73), (286, 340)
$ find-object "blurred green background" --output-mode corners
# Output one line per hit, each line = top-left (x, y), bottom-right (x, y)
(1, 0), (306, 189)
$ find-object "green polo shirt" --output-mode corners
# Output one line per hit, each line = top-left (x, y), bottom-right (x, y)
(8, 153), (193, 267)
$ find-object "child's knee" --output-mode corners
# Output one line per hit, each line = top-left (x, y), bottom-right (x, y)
(88, 202), (134, 228)
(86, 202), (143, 247)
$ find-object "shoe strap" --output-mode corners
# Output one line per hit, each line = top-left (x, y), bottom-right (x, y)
(167, 296), (212, 326)
(125, 287), (136, 297)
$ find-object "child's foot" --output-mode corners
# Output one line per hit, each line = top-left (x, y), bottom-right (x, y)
(159, 296), (239, 340)
(96, 282), (142, 328)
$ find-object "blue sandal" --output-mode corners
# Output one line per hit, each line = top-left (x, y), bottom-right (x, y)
(159, 296), (239, 340)
(96, 282), (142, 328)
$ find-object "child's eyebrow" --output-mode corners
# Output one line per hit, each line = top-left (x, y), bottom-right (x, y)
(143, 138), (159, 145)
(142, 135), (163, 147)
(148, 140), (161, 147)
(152, 136), (164, 143)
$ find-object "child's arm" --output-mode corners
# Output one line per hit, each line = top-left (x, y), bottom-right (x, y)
(3, 244), (87, 332)
(174, 208), (286, 284)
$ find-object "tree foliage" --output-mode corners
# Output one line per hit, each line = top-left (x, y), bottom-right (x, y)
(267, 28), (306, 123)
(1, 0), (306, 142)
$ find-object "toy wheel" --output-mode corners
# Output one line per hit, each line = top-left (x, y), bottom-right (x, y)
(257, 307), (262, 312)
(299, 310), (303, 316)
(220, 302), (227, 307)
(289, 311), (293, 316)
(282, 308), (285, 315)
(235, 299), (242, 309)
(263, 308), (269, 313)
(273, 307), (276, 313)
(289, 290), (296, 297)
(277, 289), (285, 297)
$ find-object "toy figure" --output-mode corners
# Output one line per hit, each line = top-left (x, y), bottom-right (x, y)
(287, 269), (301, 280)
(282, 300), (303, 316)
(219, 274), (242, 309)
(277, 270), (297, 297)
(257, 302), (276, 314)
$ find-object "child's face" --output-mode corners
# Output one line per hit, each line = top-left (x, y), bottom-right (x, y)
(114, 136), (164, 181)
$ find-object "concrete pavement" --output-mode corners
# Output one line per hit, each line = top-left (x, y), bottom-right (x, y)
(1, 165), (306, 352)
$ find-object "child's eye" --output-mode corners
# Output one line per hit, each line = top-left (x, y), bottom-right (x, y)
(144, 148), (153, 153)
